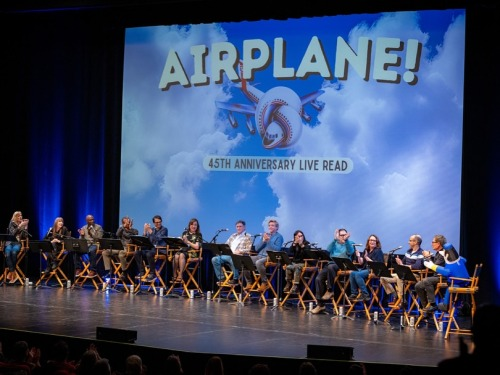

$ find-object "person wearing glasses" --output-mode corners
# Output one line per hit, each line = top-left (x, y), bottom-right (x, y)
(212, 219), (253, 285)
(311, 228), (355, 314)
(283, 230), (311, 294)
(379, 234), (425, 308)
(415, 234), (446, 317)
(348, 234), (385, 302)
(130, 214), (167, 283)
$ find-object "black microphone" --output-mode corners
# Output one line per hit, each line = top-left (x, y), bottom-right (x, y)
(310, 242), (318, 247)
(219, 228), (229, 232)
(353, 243), (363, 247)
(252, 233), (262, 238)
(388, 246), (403, 253)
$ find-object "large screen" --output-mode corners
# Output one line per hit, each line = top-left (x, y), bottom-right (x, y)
(120, 9), (465, 251)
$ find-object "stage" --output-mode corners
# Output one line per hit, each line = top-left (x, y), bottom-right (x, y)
(0, 281), (467, 370)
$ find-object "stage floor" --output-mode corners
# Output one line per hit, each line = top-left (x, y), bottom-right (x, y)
(0, 282), (466, 368)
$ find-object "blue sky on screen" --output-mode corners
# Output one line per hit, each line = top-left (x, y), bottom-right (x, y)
(120, 9), (465, 252)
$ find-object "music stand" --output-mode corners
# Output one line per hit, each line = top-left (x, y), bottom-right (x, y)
(63, 238), (88, 287)
(164, 237), (185, 249)
(29, 240), (55, 289)
(0, 234), (16, 286)
(230, 254), (255, 306)
(331, 257), (357, 320)
(98, 238), (126, 293)
(267, 251), (291, 310)
(368, 262), (392, 278)
(304, 249), (330, 261)
(392, 264), (419, 329)
(202, 243), (234, 302)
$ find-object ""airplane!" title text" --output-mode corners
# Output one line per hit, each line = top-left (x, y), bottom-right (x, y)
(159, 36), (422, 91)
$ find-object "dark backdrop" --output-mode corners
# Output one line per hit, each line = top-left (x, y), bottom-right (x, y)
(1, 0), (499, 303)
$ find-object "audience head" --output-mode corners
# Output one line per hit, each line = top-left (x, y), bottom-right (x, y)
(125, 354), (143, 375)
(298, 361), (317, 375)
(165, 354), (183, 375)
(11, 341), (30, 362)
(94, 358), (111, 375)
(204, 356), (224, 375)
(77, 350), (99, 375)
(248, 363), (271, 375)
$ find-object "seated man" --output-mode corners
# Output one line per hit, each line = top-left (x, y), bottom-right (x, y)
(129, 214), (167, 283)
(76, 214), (104, 277)
(212, 220), (252, 285)
(102, 216), (138, 279)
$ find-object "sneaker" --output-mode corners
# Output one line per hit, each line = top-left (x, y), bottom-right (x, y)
(321, 290), (334, 300)
(423, 305), (438, 314)
(360, 293), (371, 302)
(348, 294), (359, 300)
(289, 285), (299, 294)
(145, 274), (155, 282)
(216, 280), (224, 286)
(311, 305), (326, 314)
(75, 269), (82, 277)
(228, 279), (238, 285)
(438, 302), (448, 312)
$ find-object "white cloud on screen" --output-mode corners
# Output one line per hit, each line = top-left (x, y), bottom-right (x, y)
(121, 11), (464, 248)
(270, 12), (464, 248)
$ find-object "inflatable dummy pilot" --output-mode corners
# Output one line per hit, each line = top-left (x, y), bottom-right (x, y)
(423, 243), (470, 312)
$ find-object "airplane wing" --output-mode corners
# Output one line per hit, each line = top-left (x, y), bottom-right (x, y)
(215, 101), (256, 116)
(300, 89), (324, 106)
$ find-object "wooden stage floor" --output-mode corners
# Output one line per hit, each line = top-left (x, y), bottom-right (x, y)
(0, 282), (467, 369)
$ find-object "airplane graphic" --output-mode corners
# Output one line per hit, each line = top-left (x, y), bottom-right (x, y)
(216, 67), (324, 149)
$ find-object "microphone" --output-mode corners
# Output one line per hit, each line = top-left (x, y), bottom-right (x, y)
(388, 246), (403, 253)
(252, 234), (262, 238)
(219, 228), (228, 232)
(310, 242), (318, 247)
(353, 244), (363, 247)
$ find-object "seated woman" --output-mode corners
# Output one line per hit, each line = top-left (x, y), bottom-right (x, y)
(348, 234), (384, 302)
(43, 217), (71, 273)
(171, 218), (202, 283)
(283, 230), (310, 294)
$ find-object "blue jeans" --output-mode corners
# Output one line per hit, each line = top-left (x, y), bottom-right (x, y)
(5, 242), (21, 272)
(74, 244), (98, 271)
(349, 269), (369, 295)
(212, 254), (239, 280)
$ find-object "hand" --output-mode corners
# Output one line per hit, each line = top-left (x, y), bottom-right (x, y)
(424, 260), (434, 269)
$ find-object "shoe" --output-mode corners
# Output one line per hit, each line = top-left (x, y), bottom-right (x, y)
(228, 279), (238, 285)
(216, 280), (224, 286)
(423, 305), (438, 314)
(145, 274), (155, 282)
(321, 291), (334, 300)
(51, 263), (58, 270)
(348, 294), (358, 300)
(311, 305), (326, 314)
(363, 294), (372, 302)
(289, 285), (299, 294)
(75, 269), (82, 277)
(88, 270), (97, 277)
(42, 267), (51, 274)
(258, 282), (270, 293)
(438, 303), (448, 312)
(283, 281), (292, 293)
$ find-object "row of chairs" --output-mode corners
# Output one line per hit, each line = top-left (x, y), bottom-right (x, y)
(1, 240), (482, 339)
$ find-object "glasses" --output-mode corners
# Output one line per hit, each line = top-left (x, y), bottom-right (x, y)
(431, 241), (438, 243)
(154, 221), (162, 224)
(296, 234), (303, 237)
(369, 239), (376, 242)
(339, 234), (347, 237)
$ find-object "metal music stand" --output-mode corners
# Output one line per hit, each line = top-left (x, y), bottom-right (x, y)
(202, 243), (233, 302)
(29, 240), (55, 289)
(393, 264), (419, 324)
(63, 238), (88, 287)
(230, 254), (255, 306)
(0, 234), (16, 286)
(331, 257), (358, 320)
(97, 238), (125, 293)
(303, 249), (331, 261)
(267, 250), (291, 310)
(368, 261), (392, 278)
